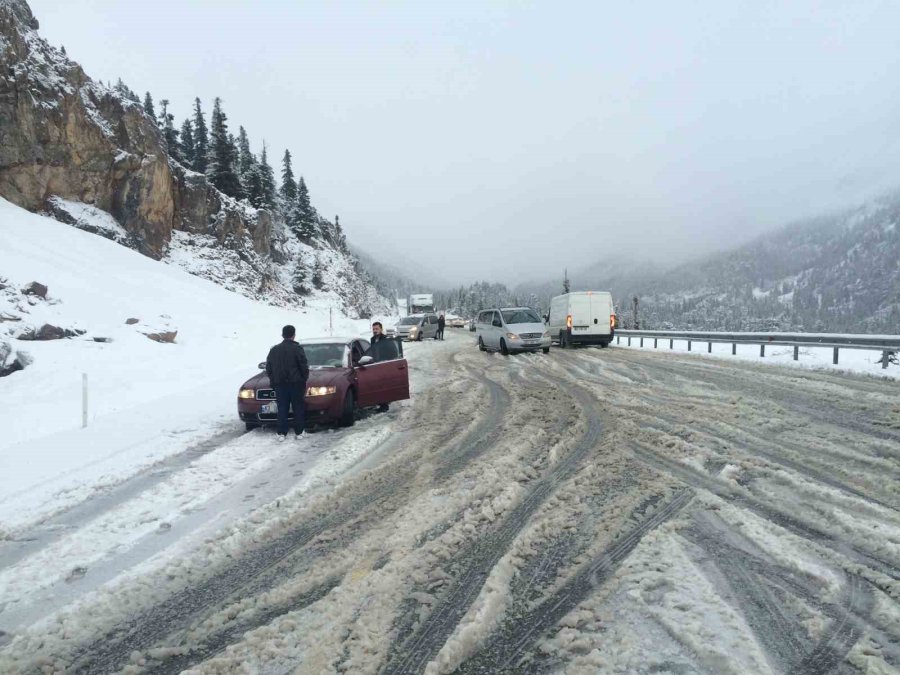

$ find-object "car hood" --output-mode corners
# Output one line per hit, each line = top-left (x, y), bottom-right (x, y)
(507, 322), (546, 334)
(241, 368), (344, 390)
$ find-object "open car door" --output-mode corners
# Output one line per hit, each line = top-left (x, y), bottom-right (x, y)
(354, 338), (409, 407)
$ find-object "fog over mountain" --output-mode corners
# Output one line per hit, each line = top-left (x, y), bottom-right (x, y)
(28, 0), (900, 284)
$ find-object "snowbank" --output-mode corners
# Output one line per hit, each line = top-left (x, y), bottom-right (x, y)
(0, 198), (370, 533)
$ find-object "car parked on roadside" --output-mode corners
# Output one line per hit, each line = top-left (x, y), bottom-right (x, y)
(448, 317), (467, 328)
(475, 307), (551, 355)
(394, 313), (439, 341)
(238, 337), (409, 430)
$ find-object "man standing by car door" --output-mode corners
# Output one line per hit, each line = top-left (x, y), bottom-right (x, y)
(437, 314), (446, 340)
(266, 325), (309, 440)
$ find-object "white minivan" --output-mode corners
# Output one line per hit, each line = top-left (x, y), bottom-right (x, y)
(475, 307), (551, 355)
(547, 292), (615, 348)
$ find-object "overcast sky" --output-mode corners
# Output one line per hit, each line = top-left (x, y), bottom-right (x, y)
(30, 0), (900, 284)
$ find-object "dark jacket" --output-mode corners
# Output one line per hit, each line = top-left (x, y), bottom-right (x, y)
(438, 316), (446, 329)
(266, 339), (309, 387)
(371, 333), (387, 344)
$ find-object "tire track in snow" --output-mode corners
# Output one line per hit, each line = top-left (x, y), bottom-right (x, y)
(380, 383), (604, 675)
(63, 351), (505, 674)
(0, 427), (248, 570)
(630, 443), (900, 586)
(454, 489), (694, 674)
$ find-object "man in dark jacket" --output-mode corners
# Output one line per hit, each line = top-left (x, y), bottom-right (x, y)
(266, 325), (309, 439)
(437, 314), (446, 340)
(371, 321), (387, 345)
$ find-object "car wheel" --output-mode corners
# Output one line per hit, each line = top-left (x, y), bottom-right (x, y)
(338, 390), (356, 427)
(245, 422), (260, 432)
(478, 336), (486, 352)
(417, 332), (423, 342)
(542, 347), (550, 354)
(600, 341), (609, 348)
(500, 339), (509, 356)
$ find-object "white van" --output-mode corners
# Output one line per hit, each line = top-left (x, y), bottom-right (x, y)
(547, 292), (615, 348)
(475, 307), (551, 355)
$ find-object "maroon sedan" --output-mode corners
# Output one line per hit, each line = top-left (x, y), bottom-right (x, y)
(238, 337), (409, 430)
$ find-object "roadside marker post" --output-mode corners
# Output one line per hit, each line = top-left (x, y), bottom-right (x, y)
(82, 373), (88, 428)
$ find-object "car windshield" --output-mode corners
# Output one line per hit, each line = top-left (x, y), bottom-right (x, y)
(301, 343), (346, 368)
(399, 317), (421, 325)
(501, 309), (542, 324)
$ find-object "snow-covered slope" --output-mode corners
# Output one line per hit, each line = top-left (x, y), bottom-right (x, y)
(0, 198), (388, 533)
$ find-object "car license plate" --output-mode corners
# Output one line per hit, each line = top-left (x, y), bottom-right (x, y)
(261, 402), (278, 414)
(574, 326), (587, 331)
(525, 339), (540, 345)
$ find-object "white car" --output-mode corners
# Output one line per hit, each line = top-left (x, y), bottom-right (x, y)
(475, 307), (551, 355)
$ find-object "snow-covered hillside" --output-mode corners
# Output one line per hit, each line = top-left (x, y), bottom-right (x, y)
(0, 198), (390, 534)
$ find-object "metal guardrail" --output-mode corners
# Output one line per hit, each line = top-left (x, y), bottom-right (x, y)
(615, 329), (900, 369)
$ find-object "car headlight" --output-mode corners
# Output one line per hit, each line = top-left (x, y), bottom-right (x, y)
(506, 332), (519, 340)
(542, 331), (550, 338)
(306, 385), (337, 397)
(239, 389), (256, 399)
(409, 326), (418, 333)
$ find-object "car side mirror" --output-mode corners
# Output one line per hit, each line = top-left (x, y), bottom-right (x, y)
(258, 361), (267, 370)
(357, 355), (374, 366)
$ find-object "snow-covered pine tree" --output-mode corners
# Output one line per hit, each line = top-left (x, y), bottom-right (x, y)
(312, 255), (325, 289)
(296, 176), (318, 242)
(158, 100), (181, 162)
(237, 127), (254, 177)
(280, 150), (298, 203)
(179, 119), (195, 168)
(258, 144), (277, 211)
(143, 92), (156, 121)
(206, 97), (243, 198)
(192, 98), (209, 175)
(292, 259), (309, 295)
(243, 165), (266, 209)
(114, 78), (139, 103)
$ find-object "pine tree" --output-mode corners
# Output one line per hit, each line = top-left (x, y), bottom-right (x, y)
(280, 150), (298, 204)
(292, 259), (309, 295)
(296, 176), (318, 241)
(192, 98), (209, 175)
(258, 144), (277, 211)
(312, 255), (325, 290)
(206, 97), (242, 198)
(158, 99), (181, 161)
(179, 119), (195, 168)
(114, 78), (139, 103)
(143, 92), (156, 121)
(237, 127), (255, 178)
(243, 164), (266, 208)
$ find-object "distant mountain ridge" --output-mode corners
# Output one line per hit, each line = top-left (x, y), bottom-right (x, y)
(519, 192), (900, 333)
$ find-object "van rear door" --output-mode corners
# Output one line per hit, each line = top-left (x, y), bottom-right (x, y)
(587, 293), (612, 336)
(569, 294), (593, 336)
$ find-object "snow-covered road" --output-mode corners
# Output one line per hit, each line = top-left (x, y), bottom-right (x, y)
(1, 331), (898, 674)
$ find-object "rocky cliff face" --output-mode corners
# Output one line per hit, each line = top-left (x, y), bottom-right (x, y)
(0, 0), (177, 258)
(0, 0), (388, 317)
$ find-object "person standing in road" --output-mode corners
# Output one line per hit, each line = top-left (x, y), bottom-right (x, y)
(369, 321), (391, 413)
(266, 325), (309, 440)
(437, 314), (446, 340)
(371, 321), (387, 345)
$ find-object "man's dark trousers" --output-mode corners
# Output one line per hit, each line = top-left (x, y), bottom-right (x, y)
(275, 382), (306, 435)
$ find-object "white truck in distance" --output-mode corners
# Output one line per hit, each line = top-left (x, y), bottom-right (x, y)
(408, 293), (435, 314)
(547, 291), (616, 348)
